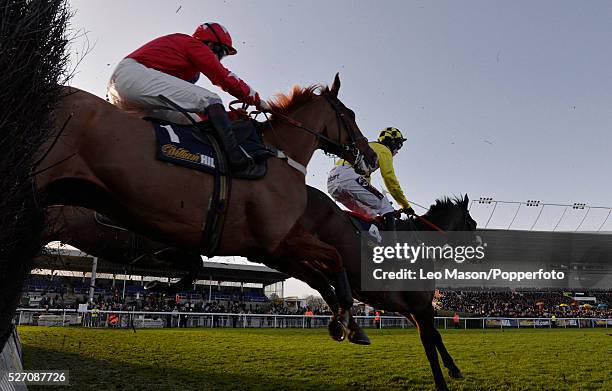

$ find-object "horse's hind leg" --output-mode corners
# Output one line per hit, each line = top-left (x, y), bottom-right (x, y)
(409, 309), (449, 391)
(433, 327), (463, 379)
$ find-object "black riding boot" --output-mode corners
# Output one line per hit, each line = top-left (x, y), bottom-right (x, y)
(206, 103), (253, 169)
(383, 212), (396, 231)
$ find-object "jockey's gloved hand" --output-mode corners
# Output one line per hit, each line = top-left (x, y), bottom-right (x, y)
(258, 100), (271, 112)
(402, 207), (416, 216)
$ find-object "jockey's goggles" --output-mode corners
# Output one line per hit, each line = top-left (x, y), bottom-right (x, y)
(391, 139), (404, 154)
(209, 42), (230, 60)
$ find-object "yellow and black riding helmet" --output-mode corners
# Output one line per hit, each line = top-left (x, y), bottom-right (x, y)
(377, 127), (407, 155)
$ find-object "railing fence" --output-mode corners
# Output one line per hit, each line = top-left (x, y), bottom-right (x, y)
(13, 308), (611, 330)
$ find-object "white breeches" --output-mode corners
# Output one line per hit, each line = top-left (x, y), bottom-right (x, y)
(107, 58), (222, 124)
(327, 165), (394, 218)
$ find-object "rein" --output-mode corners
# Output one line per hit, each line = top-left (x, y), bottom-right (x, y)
(406, 199), (447, 233)
(265, 102), (364, 154)
(231, 95), (366, 173)
(415, 215), (445, 233)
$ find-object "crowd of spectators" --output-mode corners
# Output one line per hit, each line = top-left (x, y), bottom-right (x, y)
(27, 288), (333, 316)
(438, 288), (611, 318)
(23, 277), (611, 319)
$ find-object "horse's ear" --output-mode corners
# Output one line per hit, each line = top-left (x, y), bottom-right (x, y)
(463, 194), (469, 208)
(330, 73), (341, 97)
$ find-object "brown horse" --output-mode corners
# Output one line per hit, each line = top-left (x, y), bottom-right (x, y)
(263, 187), (477, 391)
(34, 75), (377, 339)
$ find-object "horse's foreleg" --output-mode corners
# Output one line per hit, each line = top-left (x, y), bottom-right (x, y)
(291, 260), (371, 345)
(272, 224), (362, 342)
(410, 309), (449, 391)
(432, 327), (463, 379)
(260, 258), (340, 312)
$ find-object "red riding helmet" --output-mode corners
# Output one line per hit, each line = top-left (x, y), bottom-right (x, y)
(193, 22), (237, 55)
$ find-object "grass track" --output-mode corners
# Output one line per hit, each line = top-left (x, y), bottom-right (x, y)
(18, 327), (612, 390)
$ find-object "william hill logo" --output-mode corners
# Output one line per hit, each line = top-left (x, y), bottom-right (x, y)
(162, 144), (215, 168)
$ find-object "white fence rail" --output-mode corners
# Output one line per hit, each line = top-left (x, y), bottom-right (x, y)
(14, 308), (612, 330)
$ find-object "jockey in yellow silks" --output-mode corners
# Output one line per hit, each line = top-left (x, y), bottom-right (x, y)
(327, 127), (414, 230)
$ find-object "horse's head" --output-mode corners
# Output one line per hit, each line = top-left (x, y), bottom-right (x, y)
(266, 74), (377, 174)
(320, 74), (377, 175)
(401, 195), (477, 232)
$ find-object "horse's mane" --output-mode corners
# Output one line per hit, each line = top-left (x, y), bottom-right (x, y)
(267, 84), (326, 122)
(422, 196), (468, 217)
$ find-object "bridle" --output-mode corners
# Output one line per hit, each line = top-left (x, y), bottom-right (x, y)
(321, 95), (367, 159)
(252, 94), (368, 165)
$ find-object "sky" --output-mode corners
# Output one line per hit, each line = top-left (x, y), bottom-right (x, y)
(66, 0), (612, 297)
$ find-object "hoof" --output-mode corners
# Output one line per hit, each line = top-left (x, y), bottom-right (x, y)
(448, 368), (464, 379)
(348, 332), (371, 345)
(328, 320), (347, 342)
(348, 322), (371, 345)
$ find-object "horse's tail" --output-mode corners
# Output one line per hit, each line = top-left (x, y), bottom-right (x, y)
(0, 0), (72, 350)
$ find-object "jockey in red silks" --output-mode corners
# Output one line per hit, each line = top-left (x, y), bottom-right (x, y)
(107, 22), (269, 169)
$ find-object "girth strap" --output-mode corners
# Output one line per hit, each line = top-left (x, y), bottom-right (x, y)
(200, 131), (231, 255)
(156, 94), (231, 257)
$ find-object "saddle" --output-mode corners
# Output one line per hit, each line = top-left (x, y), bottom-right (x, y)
(149, 118), (274, 179)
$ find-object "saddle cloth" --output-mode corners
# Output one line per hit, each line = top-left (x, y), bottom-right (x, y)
(345, 210), (384, 244)
(151, 119), (273, 179)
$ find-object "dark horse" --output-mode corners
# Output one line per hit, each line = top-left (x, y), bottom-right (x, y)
(44, 205), (202, 294)
(263, 187), (477, 391)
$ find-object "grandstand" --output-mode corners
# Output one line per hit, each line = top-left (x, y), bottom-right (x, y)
(23, 247), (287, 313)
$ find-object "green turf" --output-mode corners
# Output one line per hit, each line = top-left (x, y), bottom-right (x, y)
(17, 326), (612, 390)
